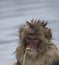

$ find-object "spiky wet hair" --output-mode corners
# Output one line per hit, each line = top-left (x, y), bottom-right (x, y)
(19, 19), (52, 41)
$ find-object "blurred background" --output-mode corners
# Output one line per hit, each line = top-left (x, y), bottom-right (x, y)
(0, 0), (59, 65)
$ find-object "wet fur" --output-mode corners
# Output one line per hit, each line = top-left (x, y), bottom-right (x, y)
(15, 20), (59, 65)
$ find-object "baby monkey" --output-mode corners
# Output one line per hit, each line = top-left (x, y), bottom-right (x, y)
(8, 20), (59, 65)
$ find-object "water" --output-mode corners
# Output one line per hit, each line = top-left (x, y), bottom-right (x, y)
(0, 0), (59, 65)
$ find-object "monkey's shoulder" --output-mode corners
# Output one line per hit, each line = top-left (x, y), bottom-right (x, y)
(47, 42), (59, 65)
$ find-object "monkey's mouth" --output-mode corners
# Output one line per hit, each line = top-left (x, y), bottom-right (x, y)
(26, 43), (37, 53)
(25, 44), (38, 57)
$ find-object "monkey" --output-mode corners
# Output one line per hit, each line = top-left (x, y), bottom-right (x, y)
(7, 19), (59, 65)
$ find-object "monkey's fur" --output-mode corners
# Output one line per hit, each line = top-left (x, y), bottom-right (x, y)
(10, 20), (59, 65)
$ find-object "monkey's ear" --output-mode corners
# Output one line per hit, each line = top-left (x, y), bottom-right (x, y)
(44, 29), (52, 40)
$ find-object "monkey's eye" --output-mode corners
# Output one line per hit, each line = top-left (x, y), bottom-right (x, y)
(25, 37), (31, 42)
(25, 37), (39, 43)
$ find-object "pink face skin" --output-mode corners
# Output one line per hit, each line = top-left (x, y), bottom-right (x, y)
(25, 35), (39, 56)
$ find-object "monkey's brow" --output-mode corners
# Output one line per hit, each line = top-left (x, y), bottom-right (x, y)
(28, 33), (37, 35)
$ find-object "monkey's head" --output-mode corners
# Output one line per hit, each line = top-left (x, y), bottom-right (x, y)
(19, 20), (52, 58)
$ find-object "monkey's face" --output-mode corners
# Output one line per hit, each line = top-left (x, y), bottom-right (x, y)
(25, 35), (39, 54)
(24, 32), (41, 57)
(19, 20), (52, 58)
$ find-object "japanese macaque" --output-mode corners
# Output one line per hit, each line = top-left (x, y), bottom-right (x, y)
(13, 20), (59, 65)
